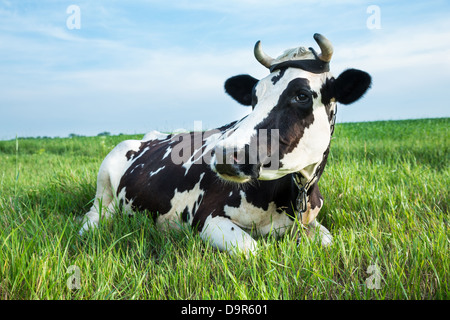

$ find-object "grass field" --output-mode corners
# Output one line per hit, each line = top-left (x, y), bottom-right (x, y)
(0, 118), (448, 300)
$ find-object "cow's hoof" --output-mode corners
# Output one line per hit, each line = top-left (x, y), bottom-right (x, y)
(318, 224), (333, 247)
(305, 222), (333, 247)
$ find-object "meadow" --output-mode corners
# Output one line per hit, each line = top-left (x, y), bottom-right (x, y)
(0, 118), (448, 300)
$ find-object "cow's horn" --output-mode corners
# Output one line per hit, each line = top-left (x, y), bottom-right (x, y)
(313, 33), (333, 62)
(254, 40), (274, 68)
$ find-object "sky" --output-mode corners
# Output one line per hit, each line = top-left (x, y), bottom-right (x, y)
(0, 0), (449, 140)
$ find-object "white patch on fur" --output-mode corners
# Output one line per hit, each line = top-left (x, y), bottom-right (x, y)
(149, 166), (165, 177)
(129, 163), (144, 175)
(224, 190), (292, 237)
(116, 187), (134, 215)
(143, 130), (169, 141)
(162, 146), (172, 160)
(79, 139), (142, 234)
(200, 215), (258, 256)
(156, 173), (205, 229)
(216, 79), (268, 151)
(279, 106), (330, 173)
(104, 140), (143, 189)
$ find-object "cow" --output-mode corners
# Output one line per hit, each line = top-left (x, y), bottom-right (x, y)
(79, 34), (371, 256)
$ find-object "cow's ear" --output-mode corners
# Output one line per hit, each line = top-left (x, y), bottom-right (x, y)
(224, 74), (259, 106)
(333, 69), (371, 105)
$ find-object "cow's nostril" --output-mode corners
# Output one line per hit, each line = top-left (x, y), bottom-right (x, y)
(233, 151), (240, 163)
(219, 147), (242, 165)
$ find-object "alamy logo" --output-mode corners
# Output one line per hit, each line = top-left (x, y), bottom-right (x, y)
(366, 5), (381, 30)
(366, 264), (382, 289)
(67, 265), (81, 290)
(66, 5), (81, 30)
(169, 121), (280, 170)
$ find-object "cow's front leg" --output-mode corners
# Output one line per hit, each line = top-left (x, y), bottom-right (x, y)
(305, 219), (333, 247)
(301, 182), (333, 247)
(200, 215), (258, 256)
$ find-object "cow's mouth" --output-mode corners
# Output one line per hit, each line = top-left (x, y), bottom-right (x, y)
(215, 172), (252, 184)
(212, 161), (260, 184)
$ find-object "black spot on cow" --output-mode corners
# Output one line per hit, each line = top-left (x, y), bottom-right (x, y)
(243, 175), (297, 215)
(225, 189), (242, 208)
(271, 67), (287, 85)
(255, 78), (315, 160)
(125, 148), (139, 161)
(181, 206), (189, 222)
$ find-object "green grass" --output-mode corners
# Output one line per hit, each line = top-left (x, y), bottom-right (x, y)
(0, 118), (448, 299)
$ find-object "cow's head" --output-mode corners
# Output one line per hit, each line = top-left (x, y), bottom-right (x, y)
(211, 34), (371, 183)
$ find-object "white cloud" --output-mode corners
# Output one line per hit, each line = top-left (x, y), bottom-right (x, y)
(328, 17), (450, 123)
(333, 20), (450, 73)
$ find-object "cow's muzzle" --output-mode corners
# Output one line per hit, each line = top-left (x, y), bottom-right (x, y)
(212, 145), (261, 183)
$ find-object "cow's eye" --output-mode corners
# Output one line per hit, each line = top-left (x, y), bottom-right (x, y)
(292, 93), (310, 104)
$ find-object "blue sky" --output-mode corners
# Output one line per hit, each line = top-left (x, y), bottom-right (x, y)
(0, 0), (449, 139)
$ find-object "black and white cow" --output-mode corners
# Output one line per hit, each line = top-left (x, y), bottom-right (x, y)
(80, 34), (371, 255)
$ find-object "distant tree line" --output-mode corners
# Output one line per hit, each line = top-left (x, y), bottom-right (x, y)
(12, 131), (124, 140)
(68, 131), (117, 138)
